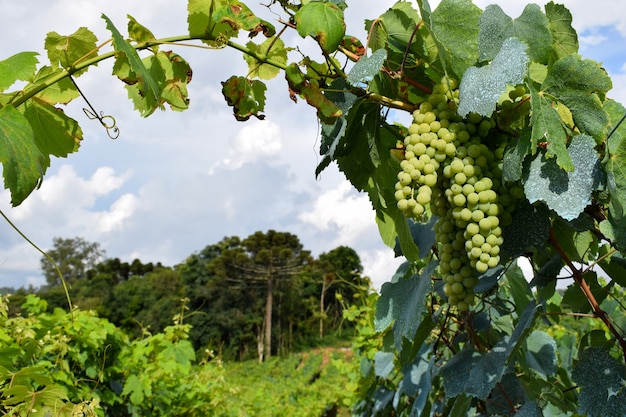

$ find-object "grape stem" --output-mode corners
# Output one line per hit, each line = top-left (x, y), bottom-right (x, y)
(548, 227), (626, 361)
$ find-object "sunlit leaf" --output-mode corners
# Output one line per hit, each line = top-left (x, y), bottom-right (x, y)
(244, 37), (287, 80)
(295, 2), (345, 54)
(32, 66), (79, 105)
(545, 2), (578, 59)
(127, 15), (157, 47)
(374, 351), (395, 378)
(0, 105), (44, 206)
(44, 27), (98, 76)
(0, 52), (39, 92)
(23, 98), (81, 157)
(221, 75), (266, 121)
(187, 0), (238, 46)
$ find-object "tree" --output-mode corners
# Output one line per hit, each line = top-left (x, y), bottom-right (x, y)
(2, 0), (626, 414)
(219, 230), (311, 361)
(40, 237), (105, 286)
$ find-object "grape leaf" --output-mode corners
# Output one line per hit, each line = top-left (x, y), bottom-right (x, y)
(0, 105), (44, 206)
(545, 2), (578, 59)
(32, 66), (79, 105)
(0, 52), (39, 92)
(23, 98), (81, 158)
(103, 13), (160, 113)
(393, 217), (437, 259)
(285, 63), (341, 124)
(597, 249), (626, 287)
(244, 37), (287, 80)
(187, 0), (238, 46)
(502, 200), (550, 257)
(429, 0), (481, 79)
(523, 134), (604, 221)
(127, 15), (157, 47)
(525, 330), (557, 376)
(374, 261), (436, 351)
(478, 4), (552, 64)
(458, 38), (529, 117)
(221, 75), (266, 121)
(515, 402), (543, 417)
(604, 99), (626, 251)
(295, 2), (345, 54)
(529, 83), (572, 170)
(319, 79), (358, 161)
(44, 27), (98, 77)
(572, 347), (626, 417)
(347, 49), (387, 86)
(374, 351), (395, 378)
(502, 129), (531, 182)
(542, 55), (611, 141)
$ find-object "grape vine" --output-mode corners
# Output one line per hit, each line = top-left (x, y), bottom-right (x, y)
(1, 0), (626, 415)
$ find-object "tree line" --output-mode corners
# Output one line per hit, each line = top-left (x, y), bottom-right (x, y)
(4, 230), (371, 361)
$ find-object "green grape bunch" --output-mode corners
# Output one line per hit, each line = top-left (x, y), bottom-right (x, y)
(394, 77), (520, 311)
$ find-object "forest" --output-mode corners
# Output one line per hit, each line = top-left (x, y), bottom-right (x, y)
(3, 230), (371, 362)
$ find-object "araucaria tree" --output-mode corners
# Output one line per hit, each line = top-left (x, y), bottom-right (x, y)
(1, 0), (626, 415)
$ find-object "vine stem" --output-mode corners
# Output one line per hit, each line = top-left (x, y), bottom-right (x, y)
(11, 34), (289, 109)
(548, 227), (626, 360)
(0, 209), (73, 315)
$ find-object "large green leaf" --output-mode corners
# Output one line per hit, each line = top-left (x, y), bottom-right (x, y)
(502, 129), (531, 182)
(545, 2), (578, 59)
(523, 134), (604, 221)
(31, 66), (79, 105)
(478, 4), (552, 63)
(529, 83), (572, 170)
(103, 14), (160, 114)
(524, 330), (557, 376)
(374, 261), (436, 351)
(604, 100), (626, 251)
(542, 55), (612, 141)
(0, 105), (44, 206)
(295, 2), (345, 54)
(23, 98), (81, 158)
(458, 37), (528, 117)
(0, 52), (39, 92)
(44, 27), (98, 77)
(428, 0), (482, 79)
(572, 347), (626, 416)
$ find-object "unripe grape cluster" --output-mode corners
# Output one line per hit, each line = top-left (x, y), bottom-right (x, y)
(394, 78), (520, 311)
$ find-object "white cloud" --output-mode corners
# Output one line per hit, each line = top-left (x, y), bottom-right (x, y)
(208, 120), (283, 173)
(299, 180), (375, 247)
(360, 249), (406, 291)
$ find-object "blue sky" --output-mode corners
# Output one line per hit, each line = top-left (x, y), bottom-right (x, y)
(0, 0), (625, 290)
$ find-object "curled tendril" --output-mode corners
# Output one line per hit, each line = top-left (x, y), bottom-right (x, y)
(70, 76), (120, 139)
(83, 108), (120, 139)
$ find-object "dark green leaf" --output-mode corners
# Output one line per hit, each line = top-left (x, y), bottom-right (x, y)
(347, 49), (387, 86)
(374, 261), (436, 351)
(515, 401), (544, 417)
(525, 331), (557, 376)
(523, 134), (604, 221)
(0, 52), (39, 92)
(542, 55), (612, 141)
(506, 262), (533, 314)
(221, 75), (266, 121)
(458, 38), (528, 117)
(529, 84), (572, 170)
(0, 105), (44, 206)
(545, 2), (578, 59)
(503, 129), (531, 182)
(295, 2), (345, 53)
(393, 217), (437, 259)
(103, 14), (160, 113)
(562, 271), (611, 314)
(604, 100), (626, 250)
(502, 200), (551, 258)
(572, 347), (626, 416)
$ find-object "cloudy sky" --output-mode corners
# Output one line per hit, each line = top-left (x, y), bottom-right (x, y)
(0, 0), (625, 290)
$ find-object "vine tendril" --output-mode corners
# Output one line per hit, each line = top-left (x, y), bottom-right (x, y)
(70, 76), (120, 139)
